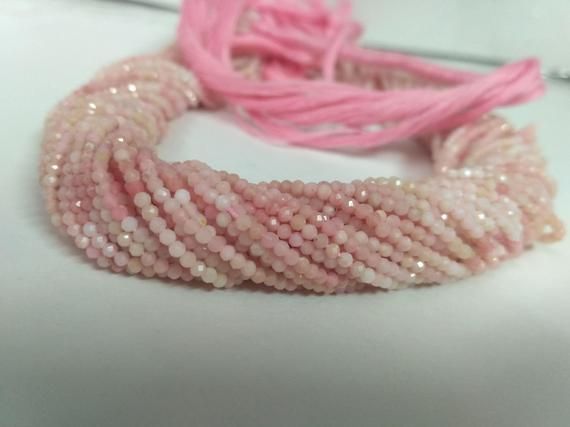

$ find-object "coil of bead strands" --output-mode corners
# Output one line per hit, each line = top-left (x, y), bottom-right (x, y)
(40, 54), (564, 294)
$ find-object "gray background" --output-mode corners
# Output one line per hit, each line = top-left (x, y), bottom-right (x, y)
(1, 1), (569, 426)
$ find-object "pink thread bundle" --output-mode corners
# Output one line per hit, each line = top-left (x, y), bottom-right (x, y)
(176, 0), (545, 149)
(40, 56), (563, 292)
(38, 1), (563, 293)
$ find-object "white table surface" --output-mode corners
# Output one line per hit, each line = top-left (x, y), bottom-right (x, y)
(1, 1), (569, 426)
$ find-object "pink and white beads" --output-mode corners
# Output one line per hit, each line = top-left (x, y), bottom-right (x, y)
(39, 53), (564, 293)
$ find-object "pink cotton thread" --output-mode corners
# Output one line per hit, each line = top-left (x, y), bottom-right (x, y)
(176, 0), (545, 149)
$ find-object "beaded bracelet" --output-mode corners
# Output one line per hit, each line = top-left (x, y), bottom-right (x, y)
(40, 52), (563, 293)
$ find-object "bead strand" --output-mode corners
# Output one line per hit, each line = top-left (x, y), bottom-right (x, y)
(40, 53), (564, 293)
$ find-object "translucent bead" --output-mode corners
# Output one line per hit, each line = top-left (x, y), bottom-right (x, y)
(121, 216), (138, 232)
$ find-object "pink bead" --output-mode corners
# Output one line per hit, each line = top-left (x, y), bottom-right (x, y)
(375, 222), (390, 238)
(208, 235), (225, 253)
(289, 233), (303, 248)
(325, 243), (340, 258)
(278, 208), (293, 222)
(355, 205), (370, 218)
(121, 216), (138, 232)
(290, 214), (306, 231)
(168, 241), (186, 258)
(164, 199), (180, 214)
(277, 224), (291, 240)
(82, 222), (97, 237)
(261, 232), (278, 249)
(334, 230), (348, 245)
(134, 192), (151, 208)
(272, 259), (286, 273)
(220, 245), (236, 261)
(183, 219), (200, 235)
(216, 212), (231, 228)
(141, 252), (156, 267)
(321, 220), (337, 236)
(111, 205), (128, 221)
(153, 188), (169, 203)
(242, 261), (257, 277)
(274, 241), (289, 257)
(236, 215), (252, 231)
(75, 235), (89, 249)
(301, 224), (317, 240)
(253, 194), (268, 208)
(315, 234), (328, 249)
(102, 243), (117, 258)
(174, 189), (191, 204)
(86, 247), (100, 259)
(230, 254), (246, 269)
(159, 229), (176, 245)
(397, 236), (412, 252)
(300, 242), (314, 256)
(172, 208), (187, 224)
(180, 252), (197, 268)
(267, 217), (279, 231)
(196, 226), (214, 244)
(125, 181), (144, 196)
(276, 249), (293, 267)
(338, 252), (353, 268)
(317, 184), (332, 200)
(154, 259), (169, 274)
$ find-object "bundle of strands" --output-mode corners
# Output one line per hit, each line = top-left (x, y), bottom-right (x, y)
(177, 0), (544, 149)
(39, 1), (563, 293)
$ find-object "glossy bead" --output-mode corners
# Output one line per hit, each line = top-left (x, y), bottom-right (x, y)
(39, 54), (563, 294)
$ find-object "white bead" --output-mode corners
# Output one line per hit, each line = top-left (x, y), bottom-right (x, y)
(108, 222), (122, 235)
(127, 259), (142, 274)
(203, 267), (217, 283)
(102, 243), (117, 258)
(66, 224), (80, 236)
(215, 195), (231, 211)
(121, 216), (138, 232)
(216, 212), (231, 228)
(134, 192), (151, 208)
(361, 268), (375, 284)
(117, 233), (132, 247)
(42, 175), (57, 187)
(421, 211), (434, 227)
(129, 243), (144, 257)
(159, 229), (176, 245)
(191, 262), (206, 276)
(113, 148), (129, 161)
(82, 222), (97, 237)
(213, 273), (228, 288)
(174, 189), (191, 204)
(163, 199), (179, 214)
(62, 212), (75, 226)
(338, 252), (353, 268)
(168, 241), (186, 258)
(149, 217), (166, 233)
(334, 230), (348, 245)
(180, 252), (197, 268)
(75, 235), (89, 249)
(100, 210), (112, 222)
(114, 252), (129, 267)
(91, 235), (107, 249)
(153, 187), (169, 203)
(133, 227), (149, 243)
